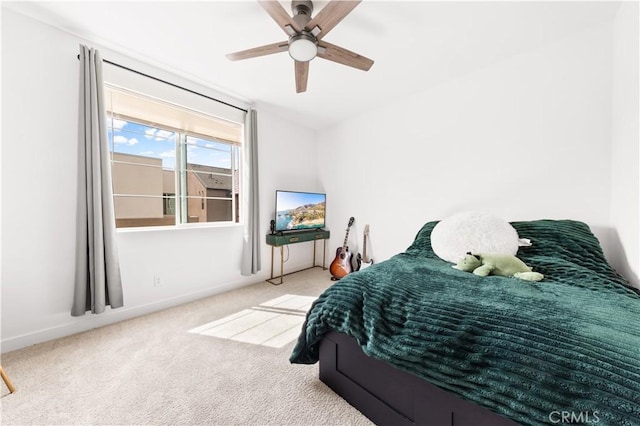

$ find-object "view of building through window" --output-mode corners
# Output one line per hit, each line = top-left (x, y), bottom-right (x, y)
(107, 116), (240, 228)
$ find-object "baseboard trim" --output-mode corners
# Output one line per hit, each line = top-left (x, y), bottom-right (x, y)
(1, 276), (264, 353)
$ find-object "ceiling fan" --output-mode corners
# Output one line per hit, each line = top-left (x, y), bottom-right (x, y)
(226, 0), (374, 93)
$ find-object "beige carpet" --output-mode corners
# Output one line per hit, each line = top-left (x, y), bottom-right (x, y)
(0, 268), (372, 426)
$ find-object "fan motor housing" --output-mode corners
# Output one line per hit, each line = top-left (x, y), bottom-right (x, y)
(292, 0), (313, 28)
(292, 0), (313, 16)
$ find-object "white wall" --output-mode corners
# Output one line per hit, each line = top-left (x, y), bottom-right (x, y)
(318, 19), (626, 277)
(1, 9), (319, 352)
(253, 106), (328, 273)
(610, 2), (639, 287)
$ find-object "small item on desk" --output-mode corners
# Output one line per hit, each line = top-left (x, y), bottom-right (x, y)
(270, 219), (276, 235)
(330, 217), (355, 280)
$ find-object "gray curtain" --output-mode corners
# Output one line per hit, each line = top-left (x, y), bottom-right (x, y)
(72, 45), (124, 316)
(241, 108), (261, 276)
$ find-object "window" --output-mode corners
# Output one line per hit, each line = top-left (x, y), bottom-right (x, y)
(163, 193), (176, 215)
(105, 86), (243, 228)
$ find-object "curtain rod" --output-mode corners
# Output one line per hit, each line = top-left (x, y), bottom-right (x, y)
(77, 54), (248, 113)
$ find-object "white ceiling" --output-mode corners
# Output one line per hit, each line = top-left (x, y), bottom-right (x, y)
(5, 1), (622, 131)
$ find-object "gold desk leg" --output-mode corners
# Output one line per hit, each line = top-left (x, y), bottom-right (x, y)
(270, 245), (274, 280)
(279, 246), (284, 284)
(267, 245), (284, 285)
(322, 238), (327, 270)
(313, 239), (317, 267)
(0, 365), (16, 394)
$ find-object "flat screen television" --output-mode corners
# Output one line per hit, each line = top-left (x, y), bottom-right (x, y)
(275, 190), (326, 232)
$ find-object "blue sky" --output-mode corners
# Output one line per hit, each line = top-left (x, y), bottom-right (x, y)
(276, 191), (325, 211)
(107, 117), (233, 170)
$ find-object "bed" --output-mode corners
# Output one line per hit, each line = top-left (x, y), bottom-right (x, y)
(290, 219), (640, 426)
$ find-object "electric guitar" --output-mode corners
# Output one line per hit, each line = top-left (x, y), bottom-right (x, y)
(356, 224), (374, 271)
(330, 217), (355, 280)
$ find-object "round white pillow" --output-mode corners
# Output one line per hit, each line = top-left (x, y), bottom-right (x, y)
(431, 212), (521, 263)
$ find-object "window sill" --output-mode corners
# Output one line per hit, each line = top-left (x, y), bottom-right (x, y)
(116, 222), (243, 233)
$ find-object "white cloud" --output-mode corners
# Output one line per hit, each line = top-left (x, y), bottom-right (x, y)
(143, 128), (174, 142)
(155, 130), (174, 141)
(159, 150), (176, 158)
(114, 135), (138, 146)
(110, 118), (127, 130)
(139, 151), (155, 156)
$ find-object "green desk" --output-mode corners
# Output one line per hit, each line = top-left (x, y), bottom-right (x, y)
(266, 230), (330, 285)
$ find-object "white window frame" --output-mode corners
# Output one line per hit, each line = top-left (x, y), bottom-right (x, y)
(103, 63), (247, 231)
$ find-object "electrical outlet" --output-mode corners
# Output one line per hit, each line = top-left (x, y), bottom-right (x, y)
(153, 275), (161, 287)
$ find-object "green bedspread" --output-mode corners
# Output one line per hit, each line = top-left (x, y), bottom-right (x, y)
(290, 220), (640, 425)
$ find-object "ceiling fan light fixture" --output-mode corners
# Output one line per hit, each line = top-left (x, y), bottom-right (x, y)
(288, 32), (317, 62)
(226, 0), (374, 93)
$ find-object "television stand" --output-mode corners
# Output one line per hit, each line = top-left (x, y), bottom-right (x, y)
(265, 229), (330, 285)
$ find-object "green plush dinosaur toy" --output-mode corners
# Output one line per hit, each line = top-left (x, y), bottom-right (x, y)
(453, 252), (544, 281)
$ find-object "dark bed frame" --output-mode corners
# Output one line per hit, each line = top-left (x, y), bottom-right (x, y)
(319, 332), (518, 426)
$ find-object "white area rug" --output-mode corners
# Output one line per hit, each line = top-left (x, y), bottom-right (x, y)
(188, 294), (317, 348)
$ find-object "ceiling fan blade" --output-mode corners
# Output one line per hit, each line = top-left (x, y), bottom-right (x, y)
(305, 0), (361, 40)
(295, 61), (309, 93)
(226, 41), (289, 61)
(258, 0), (302, 34)
(317, 41), (374, 71)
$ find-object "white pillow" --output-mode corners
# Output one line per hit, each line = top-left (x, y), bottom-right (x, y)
(431, 212), (529, 263)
